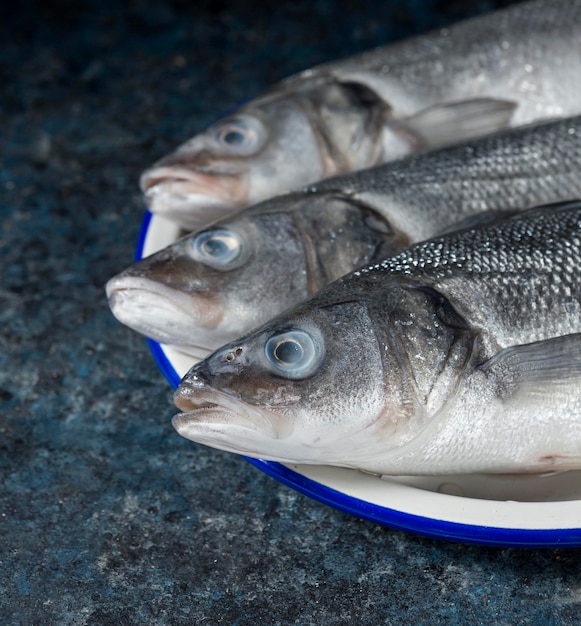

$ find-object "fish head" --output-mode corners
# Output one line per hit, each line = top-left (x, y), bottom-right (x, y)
(172, 295), (389, 464)
(173, 278), (475, 467)
(106, 209), (305, 356)
(140, 77), (388, 230)
(106, 191), (404, 356)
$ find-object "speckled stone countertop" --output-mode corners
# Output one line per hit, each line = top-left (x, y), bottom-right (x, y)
(2, 0), (581, 623)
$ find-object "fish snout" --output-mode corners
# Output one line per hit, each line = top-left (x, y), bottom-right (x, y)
(140, 165), (241, 205)
(139, 165), (212, 194)
(173, 364), (282, 448)
(175, 343), (254, 401)
(204, 343), (250, 376)
(173, 367), (261, 431)
(105, 273), (226, 353)
(173, 370), (212, 412)
(174, 356), (246, 412)
(139, 164), (249, 230)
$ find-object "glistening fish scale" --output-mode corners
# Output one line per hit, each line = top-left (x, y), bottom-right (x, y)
(371, 211), (581, 278)
(341, 206), (581, 351)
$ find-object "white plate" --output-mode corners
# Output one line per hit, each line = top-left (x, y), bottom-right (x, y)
(137, 211), (581, 546)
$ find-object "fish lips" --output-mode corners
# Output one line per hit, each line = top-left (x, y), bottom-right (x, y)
(140, 166), (248, 230)
(106, 274), (224, 352)
(173, 381), (281, 455)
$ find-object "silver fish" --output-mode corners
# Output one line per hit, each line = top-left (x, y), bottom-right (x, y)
(108, 115), (581, 357)
(173, 202), (581, 475)
(141, 0), (581, 230)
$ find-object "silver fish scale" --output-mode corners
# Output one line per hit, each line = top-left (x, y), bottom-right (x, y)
(358, 206), (581, 351)
(342, 116), (581, 192)
(320, 115), (581, 243)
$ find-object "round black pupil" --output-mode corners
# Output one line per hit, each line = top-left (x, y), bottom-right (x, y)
(274, 339), (303, 364)
(223, 128), (245, 145)
(203, 237), (226, 256)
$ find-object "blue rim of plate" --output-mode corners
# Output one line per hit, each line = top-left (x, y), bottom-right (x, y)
(135, 210), (581, 548)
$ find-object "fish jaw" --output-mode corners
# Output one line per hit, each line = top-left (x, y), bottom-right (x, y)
(172, 373), (372, 465)
(173, 374), (394, 467)
(173, 376), (288, 459)
(140, 165), (248, 231)
(106, 275), (224, 354)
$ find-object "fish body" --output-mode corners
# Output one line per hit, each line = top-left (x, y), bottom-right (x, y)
(109, 115), (581, 357)
(173, 202), (581, 475)
(141, 0), (581, 229)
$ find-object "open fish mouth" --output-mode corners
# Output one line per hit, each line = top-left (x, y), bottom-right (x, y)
(173, 385), (348, 463)
(174, 389), (258, 429)
(106, 275), (223, 351)
(139, 166), (248, 228)
(173, 385), (280, 454)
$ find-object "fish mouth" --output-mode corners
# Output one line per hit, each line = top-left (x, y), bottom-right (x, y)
(106, 275), (224, 354)
(173, 384), (348, 464)
(173, 383), (280, 454)
(139, 166), (249, 230)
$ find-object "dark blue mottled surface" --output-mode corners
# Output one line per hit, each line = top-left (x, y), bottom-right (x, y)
(2, 0), (581, 623)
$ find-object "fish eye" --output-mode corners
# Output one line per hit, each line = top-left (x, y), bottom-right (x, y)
(213, 116), (266, 156)
(190, 229), (242, 268)
(264, 330), (322, 379)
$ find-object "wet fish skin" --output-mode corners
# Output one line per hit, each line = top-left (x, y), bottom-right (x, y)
(109, 115), (581, 357)
(173, 202), (581, 475)
(141, 0), (581, 229)
(106, 192), (402, 357)
(312, 114), (581, 242)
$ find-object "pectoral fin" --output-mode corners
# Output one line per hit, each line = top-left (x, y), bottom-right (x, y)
(481, 332), (581, 399)
(481, 332), (581, 469)
(404, 98), (517, 148)
(470, 334), (581, 473)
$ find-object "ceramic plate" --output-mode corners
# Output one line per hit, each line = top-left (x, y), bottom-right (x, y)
(137, 211), (581, 547)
